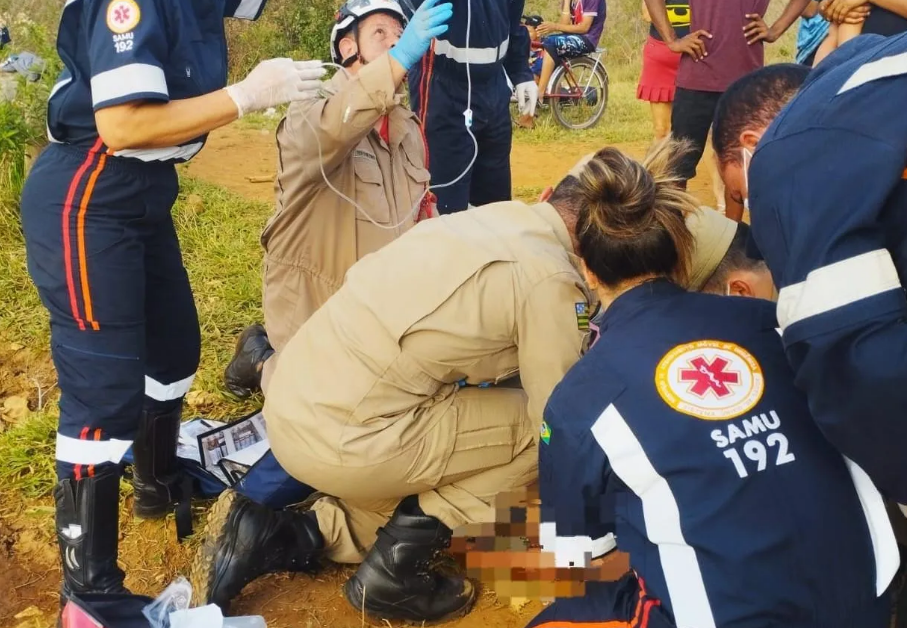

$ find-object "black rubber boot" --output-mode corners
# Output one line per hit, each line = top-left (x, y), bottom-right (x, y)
(55, 465), (130, 605)
(224, 324), (274, 399)
(191, 490), (324, 612)
(131, 399), (183, 519)
(343, 496), (476, 624)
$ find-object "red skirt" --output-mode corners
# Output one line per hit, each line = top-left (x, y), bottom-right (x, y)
(637, 35), (681, 103)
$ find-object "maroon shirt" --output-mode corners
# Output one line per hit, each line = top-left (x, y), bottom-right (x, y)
(676, 0), (770, 93)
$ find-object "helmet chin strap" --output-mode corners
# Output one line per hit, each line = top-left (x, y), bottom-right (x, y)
(340, 28), (369, 68)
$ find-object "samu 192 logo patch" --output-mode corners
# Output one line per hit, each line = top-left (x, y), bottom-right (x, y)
(655, 340), (764, 421)
(574, 302), (589, 330)
(107, 0), (141, 35)
(540, 420), (551, 444)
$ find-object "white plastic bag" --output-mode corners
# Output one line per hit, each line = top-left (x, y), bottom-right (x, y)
(141, 577), (193, 628)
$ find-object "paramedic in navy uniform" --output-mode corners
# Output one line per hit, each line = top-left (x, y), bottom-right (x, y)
(711, 45), (907, 507)
(18, 0), (327, 602)
(529, 144), (898, 628)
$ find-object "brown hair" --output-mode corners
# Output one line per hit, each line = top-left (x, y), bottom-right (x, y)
(573, 138), (699, 288)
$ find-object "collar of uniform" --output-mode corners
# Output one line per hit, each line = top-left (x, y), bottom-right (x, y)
(531, 202), (574, 255)
(599, 278), (682, 331)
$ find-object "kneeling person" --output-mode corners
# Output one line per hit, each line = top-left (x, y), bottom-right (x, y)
(224, 0), (451, 399)
(192, 146), (760, 621)
(530, 148), (896, 628)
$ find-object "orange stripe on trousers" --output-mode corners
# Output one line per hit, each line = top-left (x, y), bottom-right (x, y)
(61, 138), (104, 331)
(87, 428), (102, 478)
(77, 153), (108, 331)
(74, 426), (91, 481)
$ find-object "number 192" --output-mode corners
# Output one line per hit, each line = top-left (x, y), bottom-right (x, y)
(723, 433), (795, 479)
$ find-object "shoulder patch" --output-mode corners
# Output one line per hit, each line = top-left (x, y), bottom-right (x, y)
(540, 420), (551, 445)
(107, 0), (141, 35)
(655, 340), (764, 421)
(574, 302), (589, 330)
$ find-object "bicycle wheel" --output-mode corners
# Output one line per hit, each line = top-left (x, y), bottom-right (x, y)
(550, 57), (609, 131)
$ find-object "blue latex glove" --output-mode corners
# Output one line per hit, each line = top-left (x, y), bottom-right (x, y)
(389, 0), (453, 70)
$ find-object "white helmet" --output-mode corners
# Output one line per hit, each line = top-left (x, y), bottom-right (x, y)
(330, 0), (408, 64)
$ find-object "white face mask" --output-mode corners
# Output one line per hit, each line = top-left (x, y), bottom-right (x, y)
(741, 147), (753, 211)
(726, 283), (732, 297)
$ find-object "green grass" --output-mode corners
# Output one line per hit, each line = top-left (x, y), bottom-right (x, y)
(0, 410), (57, 500)
(0, 178), (270, 501)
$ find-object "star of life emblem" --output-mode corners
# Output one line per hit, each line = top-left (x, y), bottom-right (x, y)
(107, 0), (141, 34)
(655, 340), (764, 420)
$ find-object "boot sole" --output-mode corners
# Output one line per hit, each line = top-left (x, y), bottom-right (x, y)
(190, 489), (240, 610)
(342, 577), (477, 625)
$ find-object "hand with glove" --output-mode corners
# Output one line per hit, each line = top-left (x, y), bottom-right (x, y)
(226, 58), (327, 118)
(389, 0), (454, 71)
(515, 81), (539, 117)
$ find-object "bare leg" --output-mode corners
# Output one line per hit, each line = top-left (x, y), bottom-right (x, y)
(537, 52), (557, 106)
(650, 101), (672, 140)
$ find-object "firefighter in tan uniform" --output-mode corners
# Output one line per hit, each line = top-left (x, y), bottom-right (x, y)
(192, 148), (730, 623)
(223, 0), (451, 399)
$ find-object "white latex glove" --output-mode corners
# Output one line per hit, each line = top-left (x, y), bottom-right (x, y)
(226, 58), (326, 118)
(515, 81), (539, 117)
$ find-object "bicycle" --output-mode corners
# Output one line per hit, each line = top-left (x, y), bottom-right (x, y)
(513, 15), (610, 130)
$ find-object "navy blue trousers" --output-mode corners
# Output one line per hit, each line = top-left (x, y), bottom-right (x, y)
(408, 58), (513, 214)
(20, 142), (200, 481)
(234, 449), (314, 509)
(525, 574), (673, 628)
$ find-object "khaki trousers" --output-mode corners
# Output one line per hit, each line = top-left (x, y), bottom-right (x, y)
(298, 386), (537, 564)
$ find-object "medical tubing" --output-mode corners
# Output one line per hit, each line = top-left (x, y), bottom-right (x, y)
(309, 0), (482, 228)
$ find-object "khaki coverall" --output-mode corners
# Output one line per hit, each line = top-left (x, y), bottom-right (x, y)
(265, 201), (591, 563)
(261, 52), (431, 365)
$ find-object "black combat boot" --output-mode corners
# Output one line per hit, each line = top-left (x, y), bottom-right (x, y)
(224, 325), (274, 399)
(191, 490), (324, 612)
(131, 399), (183, 519)
(55, 465), (130, 605)
(343, 496), (476, 624)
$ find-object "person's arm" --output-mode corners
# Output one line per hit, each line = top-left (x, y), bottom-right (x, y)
(802, 0), (821, 17)
(550, 15), (594, 34)
(645, 0), (711, 58)
(643, 0), (678, 42)
(96, 93), (239, 150)
(750, 131), (907, 502)
(278, 53), (407, 174)
(744, 0), (812, 43)
(516, 273), (589, 432)
(538, 384), (617, 569)
(85, 0), (323, 150)
(504, 0), (536, 90)
(642, 0), (652, 21)
(557, 0), (574, 25)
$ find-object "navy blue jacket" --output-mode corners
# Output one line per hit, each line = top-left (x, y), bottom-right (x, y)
(48, 0), (266, 162)
(405, 0), (532, 83)
(748, 32), (907, 503)
(540, 280), (896, 628)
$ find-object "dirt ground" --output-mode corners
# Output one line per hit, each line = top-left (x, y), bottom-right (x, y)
(0, 125), (719, 628)
(182, 125), (720, 207)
